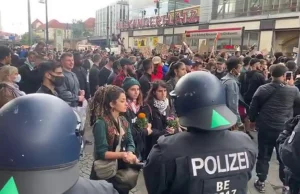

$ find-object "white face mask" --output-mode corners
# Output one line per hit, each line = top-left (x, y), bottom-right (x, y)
(14, 74), (21, 83)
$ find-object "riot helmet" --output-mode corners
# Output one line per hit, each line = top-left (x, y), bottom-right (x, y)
(0, 94), (81, 194)
(170, 71), (237, 130)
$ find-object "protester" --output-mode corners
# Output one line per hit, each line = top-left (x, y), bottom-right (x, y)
(151, 56), (163, 81)
(214, 57), (227, 79)
(165, 62), (187, 92)
(37, 61), (64, 95)
(0, 65), (25, 97)
(18, 51), (42, 94)
(99, 55), (115, 87)
(89, 85), (139, 194)
(89, 54), (101, 96)
(249, 64), (300, 193)
(107, 60), (121, 85)
(139, 59), (153, 98)
(113, 58), (135, 87)
(122, 77), (152, 161)
(221, 57), (243, 130)
(72, 52), (90, 100)
(0, 46), (12, 68)
(142, 80), (174, 158)
(56, 52), (85, 107)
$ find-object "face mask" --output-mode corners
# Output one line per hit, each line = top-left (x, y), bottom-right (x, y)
(14, 74), (21, 83)
(51, 75), (65, 87)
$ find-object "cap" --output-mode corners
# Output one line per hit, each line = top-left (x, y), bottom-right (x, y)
(217, 57), (226, 64)
(152, 56), (162, 65)
(120, 58), (134, 67)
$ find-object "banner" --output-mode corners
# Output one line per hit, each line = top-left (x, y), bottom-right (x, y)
(155, 43), (169, 55)
(140, 46), (152, 58)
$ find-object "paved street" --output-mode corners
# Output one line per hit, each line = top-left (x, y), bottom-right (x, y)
(79, 126), (284, 194)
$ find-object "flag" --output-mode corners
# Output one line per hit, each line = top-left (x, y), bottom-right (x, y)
(214, 32), (221, 42)
(184, 0), (190, 2)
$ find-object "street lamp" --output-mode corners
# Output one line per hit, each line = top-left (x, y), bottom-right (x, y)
(39, 0), (49, 50)
(27, 0), (32, 45)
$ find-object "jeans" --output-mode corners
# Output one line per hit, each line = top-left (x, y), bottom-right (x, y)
(256, 130), (286, 185)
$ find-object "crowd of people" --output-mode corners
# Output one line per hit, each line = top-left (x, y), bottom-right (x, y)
(1, 41), (300, 194)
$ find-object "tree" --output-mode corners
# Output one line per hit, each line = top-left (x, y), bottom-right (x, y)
(20, 32), (30, 45)
(20, 32), (41, 45)
(71, 20), (93, 38)
(72, 20), (85, 39)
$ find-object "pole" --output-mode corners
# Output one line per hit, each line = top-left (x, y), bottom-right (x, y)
(171, 0), (177, 44)
(27, 0), (32, 45)
(110, 10), (112, 50)
(297, 16), (300, 66)
(240, 26), (245, 55)
(45, 0), (49, 51)
(106, 6), (110, 48)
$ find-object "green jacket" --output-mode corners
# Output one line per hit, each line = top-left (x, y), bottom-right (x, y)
(93, 116), (135, 160)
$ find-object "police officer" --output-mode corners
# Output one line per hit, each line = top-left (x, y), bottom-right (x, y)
(0, 94), (118, 194)
(143, 71), (257, 194)
(277, 116), (300, 194)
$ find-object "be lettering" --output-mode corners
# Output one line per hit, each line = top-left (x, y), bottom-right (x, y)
(216, 180), (236, 194)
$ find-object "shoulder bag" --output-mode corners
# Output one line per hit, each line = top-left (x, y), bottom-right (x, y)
(93, 118), (124, 180)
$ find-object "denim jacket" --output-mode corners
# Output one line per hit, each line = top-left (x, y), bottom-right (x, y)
(221, 73), (242, 125)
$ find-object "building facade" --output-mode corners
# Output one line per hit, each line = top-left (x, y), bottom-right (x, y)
(95, 0), (129, 38)
(129, 0), (200, 19)
(199, 0), (300, 55)
(119, 5), (200, 50)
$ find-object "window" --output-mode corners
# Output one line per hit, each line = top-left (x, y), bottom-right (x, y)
(164, 35), (182, 45)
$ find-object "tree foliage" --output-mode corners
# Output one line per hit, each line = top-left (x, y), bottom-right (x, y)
(20, 32), (41, 45)
(72, 20), (93, 38)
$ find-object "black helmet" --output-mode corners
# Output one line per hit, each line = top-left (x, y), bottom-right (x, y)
(0, 94), (81, 194)
(170, 71), (237, 130)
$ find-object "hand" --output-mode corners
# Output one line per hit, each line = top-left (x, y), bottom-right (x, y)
(125, 152), (138, 164)
(147, 123), (152, 135)
(78, 95), (84, 102)
(80, 90), (85, 96)
(121, 152), (129, 163)
(286, 78), (294, 86)
(166, 127), (175, 134)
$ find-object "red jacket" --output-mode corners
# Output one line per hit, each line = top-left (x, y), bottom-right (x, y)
(151, 64), (163, 81)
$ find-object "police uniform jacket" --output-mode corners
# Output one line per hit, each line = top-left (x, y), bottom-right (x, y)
(143, 129), (257, 194)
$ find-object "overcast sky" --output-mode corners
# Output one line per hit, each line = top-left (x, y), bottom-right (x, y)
(0, 0), (117, 34)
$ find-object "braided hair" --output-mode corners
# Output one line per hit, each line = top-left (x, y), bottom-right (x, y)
(90, 85), (125, 125)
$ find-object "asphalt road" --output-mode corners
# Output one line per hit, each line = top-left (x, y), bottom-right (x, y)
(79, 126), (284, 194)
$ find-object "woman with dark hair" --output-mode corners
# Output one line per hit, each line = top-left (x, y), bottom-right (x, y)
(141, 80), (174, 158)
(122, 77), (152, 161)
(165, 62), (187, 91)
(90, 85), (139, 194)
(162, 56), (179, 77)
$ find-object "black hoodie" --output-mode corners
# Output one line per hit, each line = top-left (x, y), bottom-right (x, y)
(241, 70), (266, 105)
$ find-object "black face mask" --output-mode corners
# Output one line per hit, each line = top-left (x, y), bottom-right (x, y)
(50, 74), (64, 87)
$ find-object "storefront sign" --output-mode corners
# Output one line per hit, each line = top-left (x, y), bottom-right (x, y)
(117, 6), (200, 30)
(186, 28), (242, 39)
